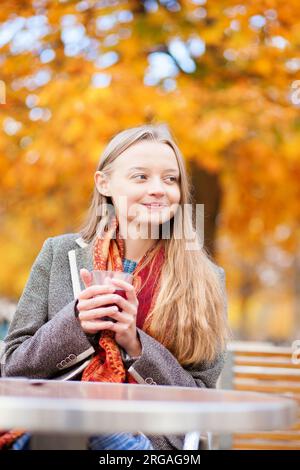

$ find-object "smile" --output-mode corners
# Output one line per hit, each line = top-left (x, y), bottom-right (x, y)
(142, 204), (168, 210)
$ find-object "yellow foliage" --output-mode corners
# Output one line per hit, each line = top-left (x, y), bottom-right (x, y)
(0, 0), (299, 342)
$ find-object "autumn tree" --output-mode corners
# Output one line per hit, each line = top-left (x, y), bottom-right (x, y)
(1, 0), (299, 338)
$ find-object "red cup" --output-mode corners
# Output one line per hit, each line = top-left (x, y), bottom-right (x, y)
(91, 270), (133, 322)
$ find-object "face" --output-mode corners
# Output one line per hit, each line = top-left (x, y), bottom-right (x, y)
(95, 141), (181, 237)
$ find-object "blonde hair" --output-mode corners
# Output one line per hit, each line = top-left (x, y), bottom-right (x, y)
(78, 123), (230, 366)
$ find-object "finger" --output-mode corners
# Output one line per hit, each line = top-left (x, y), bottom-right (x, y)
(108, 322), (131, 334)
(82, 291), (136, 314)
(110, 278), (137, 304)
(82, 309), (133, 325)
(79, 306), (119, 321)
(78, 292), (119, 311)
(109, 293), (137, 316)
(104, 309), (132, 324)
(81, 320), (115, 334)
(78, 284), (116, 300)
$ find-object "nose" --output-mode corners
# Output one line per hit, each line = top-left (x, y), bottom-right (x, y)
(147, 177), (166, 197)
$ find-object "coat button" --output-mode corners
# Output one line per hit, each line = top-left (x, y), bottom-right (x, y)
(145, 377), (156, 385)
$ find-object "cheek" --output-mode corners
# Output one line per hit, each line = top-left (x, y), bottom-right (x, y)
(112, 189), (143, 218)
(109, 182), (137, 209)
(169, 185), (181, 203)
(125, 185), (146, 206)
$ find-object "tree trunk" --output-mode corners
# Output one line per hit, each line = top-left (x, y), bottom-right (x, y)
(188, 160), (222, 257)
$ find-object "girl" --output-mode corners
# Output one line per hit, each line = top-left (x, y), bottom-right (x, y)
(1, 123), (229, 450)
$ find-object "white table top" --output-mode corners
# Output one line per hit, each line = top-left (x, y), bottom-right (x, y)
(0, 378), (297, 435)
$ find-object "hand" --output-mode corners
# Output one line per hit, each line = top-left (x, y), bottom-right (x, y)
(77, 269), (141, 356)
(76, 269), (118, 334)
(107, 277), (142, 357)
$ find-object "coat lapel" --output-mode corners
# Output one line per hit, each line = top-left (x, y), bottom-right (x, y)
(68, 237), (93, 299)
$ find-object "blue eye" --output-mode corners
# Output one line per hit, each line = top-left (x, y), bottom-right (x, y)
(133, 174), (147, 180)
(167, 176), (178, 183)
(132, 174), (178, 183)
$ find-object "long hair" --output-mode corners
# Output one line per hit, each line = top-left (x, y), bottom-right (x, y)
(78, 123), (230, 366)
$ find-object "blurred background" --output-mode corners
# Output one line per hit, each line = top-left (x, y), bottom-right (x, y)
(0, 0), (299, 344)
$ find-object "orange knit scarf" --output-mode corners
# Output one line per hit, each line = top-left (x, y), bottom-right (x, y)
(81, 215), (165, 383)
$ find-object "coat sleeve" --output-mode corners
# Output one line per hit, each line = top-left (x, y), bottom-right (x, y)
(126, 329), (226, 387)
(1, 238), (95, 379)
(122, 267), (227, 388)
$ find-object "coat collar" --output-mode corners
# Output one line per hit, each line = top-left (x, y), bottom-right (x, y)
(75, 236), (89, 248)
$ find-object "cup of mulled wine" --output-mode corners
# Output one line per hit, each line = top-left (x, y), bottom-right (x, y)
(91, 270), (133, 322)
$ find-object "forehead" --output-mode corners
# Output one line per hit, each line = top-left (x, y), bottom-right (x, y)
(115, 141), (179, 171)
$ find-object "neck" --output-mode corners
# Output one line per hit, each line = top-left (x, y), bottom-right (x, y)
(118, 218), (159, 263)
(123, 237), (157, 263)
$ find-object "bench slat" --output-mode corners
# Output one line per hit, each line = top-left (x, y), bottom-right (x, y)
(234, 432), (300, 441)
(235, 357), (299, 369)
(234, 379), (300, 395)
(233, 441), (300, 450)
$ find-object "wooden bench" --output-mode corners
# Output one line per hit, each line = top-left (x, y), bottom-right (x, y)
(217, 341), (300, 450)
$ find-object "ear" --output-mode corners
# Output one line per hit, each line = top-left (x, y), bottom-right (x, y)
(94, 171), (111, 197)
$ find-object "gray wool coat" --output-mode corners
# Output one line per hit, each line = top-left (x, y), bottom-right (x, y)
(1, 233), (227, 450)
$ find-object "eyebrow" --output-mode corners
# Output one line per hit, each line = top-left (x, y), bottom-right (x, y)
(127, 166), (180, 174)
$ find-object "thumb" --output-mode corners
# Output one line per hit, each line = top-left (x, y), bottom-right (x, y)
(80, 268), (93, 289)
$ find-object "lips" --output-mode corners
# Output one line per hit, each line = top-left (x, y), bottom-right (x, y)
(142, 203), (168, 207)
(142, 203), (168, 209)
